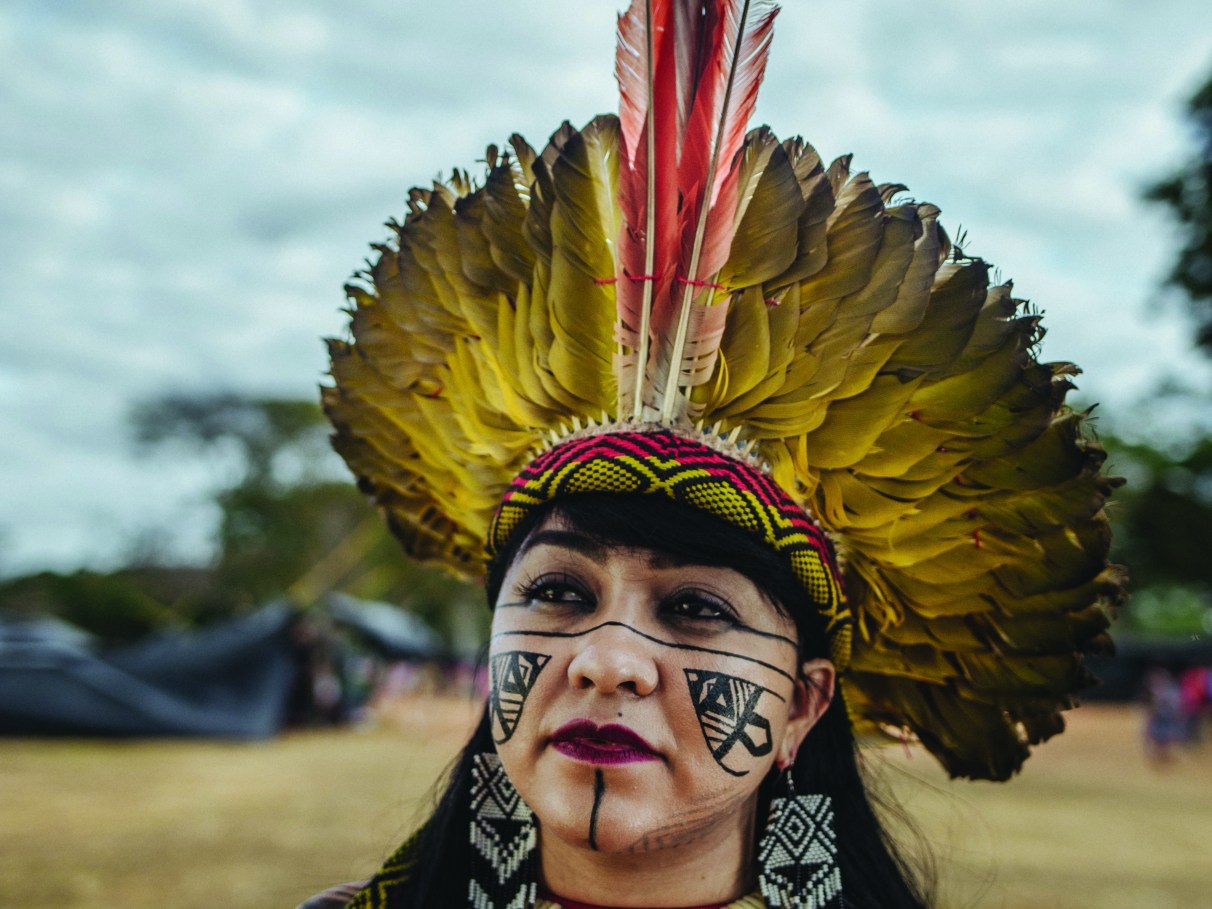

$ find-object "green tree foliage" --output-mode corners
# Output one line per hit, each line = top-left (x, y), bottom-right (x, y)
(130, 393), (335, 490)
(129, 393), (352, 609)
(2, 393), (484, 647)
(1147, 69), (1212, 351)
(0, 570), (180, 645)
(1130, 62), (1212, 636)
(1108, 436), (1212, 589)
(1102, 428), (1212, 635)
(130, 392), (484, 643)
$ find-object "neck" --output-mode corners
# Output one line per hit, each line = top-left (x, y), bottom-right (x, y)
(538, 809), (756, 908)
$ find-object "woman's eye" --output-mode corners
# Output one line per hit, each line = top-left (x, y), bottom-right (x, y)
(665, 594), (736, 624)
(520, 576), (590, 607)
(535, 585), (584, 603)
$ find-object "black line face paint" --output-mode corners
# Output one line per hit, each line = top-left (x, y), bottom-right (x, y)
(491, 621), (795, 684)
(495, 600), (797, 650)
(723, 622), (797, 649)
(588, 769), (605, 851)
(489, 650), (551, 744)
(685, 668), (777, 776)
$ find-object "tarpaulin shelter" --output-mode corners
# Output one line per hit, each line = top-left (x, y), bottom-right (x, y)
(0, 595), (448, 738)
(0, 603), (298, 737)
(322, 592), (445, 661)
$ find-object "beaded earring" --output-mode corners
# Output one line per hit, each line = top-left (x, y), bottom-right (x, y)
(757, 771), (842, 909)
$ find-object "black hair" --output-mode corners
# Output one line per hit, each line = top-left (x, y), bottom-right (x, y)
(387, 493), (931, 908)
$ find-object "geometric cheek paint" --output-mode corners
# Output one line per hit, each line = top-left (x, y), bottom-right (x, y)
(685, 668), (782, 776)
(489, 650), (551, 744)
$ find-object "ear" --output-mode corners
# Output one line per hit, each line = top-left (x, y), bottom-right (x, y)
(777, 659), (835, 770)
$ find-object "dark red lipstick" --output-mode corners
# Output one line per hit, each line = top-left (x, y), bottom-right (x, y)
(549, 719), (661, 765)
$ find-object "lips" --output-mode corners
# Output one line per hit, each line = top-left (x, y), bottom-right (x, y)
(549, 719), (662, 765)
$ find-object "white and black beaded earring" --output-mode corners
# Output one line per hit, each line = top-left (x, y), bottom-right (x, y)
(469, 751), (538, 909)
(758, 771), (843, 909)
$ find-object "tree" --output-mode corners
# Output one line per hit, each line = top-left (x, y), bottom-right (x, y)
(1119, 62), (1212, 637)
(0, 569), (181, 645)
(2, 392), (487, 648)
(1147, 69), (1212, 352)
(1100, 428), (1212, 635)
(130, 393), (336, 490)
(129, 392), (484, 644)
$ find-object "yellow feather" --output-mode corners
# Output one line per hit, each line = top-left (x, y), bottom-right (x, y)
(718, 130), (802, 288)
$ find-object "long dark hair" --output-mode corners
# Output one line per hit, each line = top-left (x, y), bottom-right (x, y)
(390, 493), (931, 908)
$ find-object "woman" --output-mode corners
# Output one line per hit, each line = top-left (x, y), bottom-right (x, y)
(305, 491), (926, 908)
(308, 1), (1123, 906)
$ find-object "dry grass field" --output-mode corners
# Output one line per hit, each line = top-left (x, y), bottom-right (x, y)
(1, 699), (1209, 909)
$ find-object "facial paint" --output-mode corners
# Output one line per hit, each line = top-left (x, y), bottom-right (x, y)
(685, 668), (778, 776)
(495, 600), (798, 651)
(489, 650), (552, 744)
(491, 621), (796, 684)
(588, 769), (605, 851)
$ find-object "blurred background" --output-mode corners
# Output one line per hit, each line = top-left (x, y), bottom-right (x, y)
(2, 1), (1211, 907)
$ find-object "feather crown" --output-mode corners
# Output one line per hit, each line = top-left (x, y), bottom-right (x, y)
(323, 0), (1124, 780)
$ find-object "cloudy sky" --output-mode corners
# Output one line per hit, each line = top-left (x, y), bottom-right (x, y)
(3, 0), (1211, 575)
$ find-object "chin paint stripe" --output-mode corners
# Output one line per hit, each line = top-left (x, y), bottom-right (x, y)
(587, 769), (605, 851)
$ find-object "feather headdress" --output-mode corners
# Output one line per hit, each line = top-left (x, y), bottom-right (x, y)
(323, 0), (1123, 780)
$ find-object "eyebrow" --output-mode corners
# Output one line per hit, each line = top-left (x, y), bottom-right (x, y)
(521, 528), (609, 560)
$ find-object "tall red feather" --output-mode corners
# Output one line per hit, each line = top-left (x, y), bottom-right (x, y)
(615, 0), (778, 418)
(615, 0), (679, 404)
(677, 1), (777, 289)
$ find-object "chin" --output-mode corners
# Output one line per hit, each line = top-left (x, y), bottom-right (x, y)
(536, 777), (752, 858)
(537, 802), (664, 855)
(525, 745), (766, 855)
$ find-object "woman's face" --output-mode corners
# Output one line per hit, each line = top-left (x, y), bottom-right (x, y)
(489, 512), (833, 857)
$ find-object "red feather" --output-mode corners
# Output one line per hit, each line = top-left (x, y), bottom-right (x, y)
(614, 0), (778, 418)
(615, 1), (679, 365)
(678, 1), (777, 285)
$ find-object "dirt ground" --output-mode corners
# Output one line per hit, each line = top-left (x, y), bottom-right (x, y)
(1, 699), (1208, 909)
(870, 703), (1212, 908)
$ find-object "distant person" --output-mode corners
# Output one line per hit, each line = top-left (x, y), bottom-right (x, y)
(1178, 664), (1211, 742)
(1144, 667), (1186, 763)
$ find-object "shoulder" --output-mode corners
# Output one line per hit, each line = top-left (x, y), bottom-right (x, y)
(294, 881), (367, 909)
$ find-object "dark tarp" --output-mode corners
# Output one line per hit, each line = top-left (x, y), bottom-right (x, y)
(0, 603), (298, 738)
(322, 592), (445, 660)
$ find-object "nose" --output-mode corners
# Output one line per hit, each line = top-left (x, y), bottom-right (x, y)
(566, 623), (659, 697)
